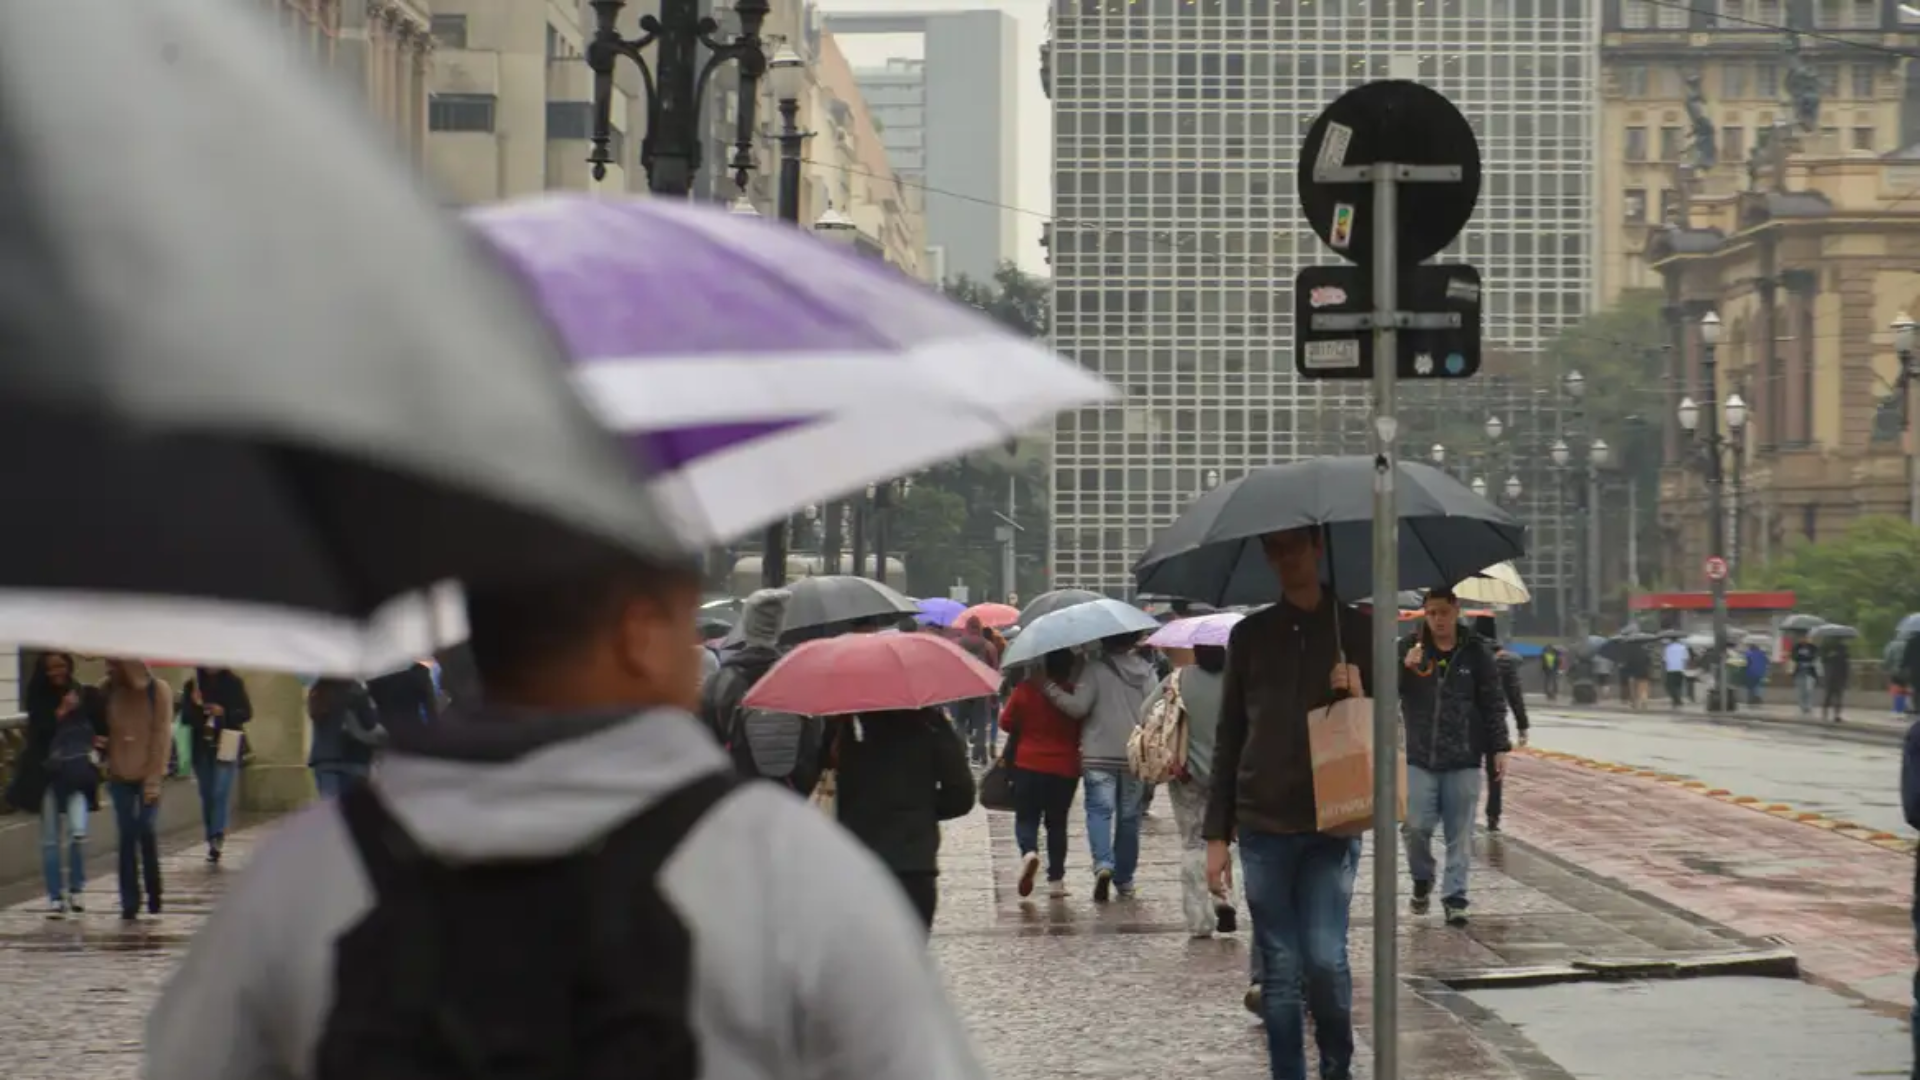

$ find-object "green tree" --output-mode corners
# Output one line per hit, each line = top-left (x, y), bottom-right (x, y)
(942, 262), (1051, 340)
(1755, 516), (1920, 650)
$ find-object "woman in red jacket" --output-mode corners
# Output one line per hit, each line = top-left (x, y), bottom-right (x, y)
(1000, 649), (1083, 899)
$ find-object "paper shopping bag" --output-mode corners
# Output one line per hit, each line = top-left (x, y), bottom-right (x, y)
(216, 728), (244, 764)
(1309, 696), (1407, 836)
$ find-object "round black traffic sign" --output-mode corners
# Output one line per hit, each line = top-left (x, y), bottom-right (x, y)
(1296, 80), (1481, 266)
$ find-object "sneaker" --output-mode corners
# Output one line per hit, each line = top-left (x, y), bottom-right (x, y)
(1444, 903), (1469, 927)
(1116, 884), (1138, 901)
(120, 909), (138, 922)
(66, 894), (84, 915)
(1243, 982), (1262, 1016)
(1410, 879), (1433, 916)
(1215, 904), (1238, 934)
(1093, 868), (1113, 903)
(45, 899), (65, 919)
(1048, 878), (1069, 899)
(1017, 852), (1040, 898)
(1486, 819), (1502, 833)
(147, 895), (162, 916)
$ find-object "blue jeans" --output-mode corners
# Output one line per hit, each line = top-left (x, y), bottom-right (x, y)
(107, 781), (161, 915)
(1241, 831), (1363, 1080)
(312, 766), (368, 801)
(40, 787), (88, 902)
(192, 751), (236, 843)
(1081, 766), (1143, 886)
(1796, 670), (1817, 714)
(1404, 763), (1482, 906)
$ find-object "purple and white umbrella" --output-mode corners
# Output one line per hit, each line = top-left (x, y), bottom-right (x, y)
(467, 194), (1114, 544)
(1145, 612), (1244, 649)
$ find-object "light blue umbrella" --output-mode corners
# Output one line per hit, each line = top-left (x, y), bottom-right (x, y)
(1000, 598), (1160, 669)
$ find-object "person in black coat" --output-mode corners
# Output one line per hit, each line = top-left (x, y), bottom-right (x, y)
(826, 707), (976, 931)
(307, 678), (385, 800)
(180, 667), (253, 863)
(6, 653), (107, 914)
(368, 661), (440, 736)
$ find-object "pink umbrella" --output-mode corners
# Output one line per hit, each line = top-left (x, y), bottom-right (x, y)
(742, 631), (1000, 717)
(951, 602), (1019, 629)
(1145, 612), (1244, 649)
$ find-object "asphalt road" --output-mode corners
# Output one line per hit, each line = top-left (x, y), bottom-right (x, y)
(1523, 704), (1909, 835)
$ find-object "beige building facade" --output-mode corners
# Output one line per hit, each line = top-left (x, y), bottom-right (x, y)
(1596, 1), (1920, 304)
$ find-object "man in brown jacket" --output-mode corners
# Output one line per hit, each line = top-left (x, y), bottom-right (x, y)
(102, 659), (174, 920)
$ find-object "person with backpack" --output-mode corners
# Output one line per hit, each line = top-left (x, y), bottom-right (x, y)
(953, 615), (1003, 764)
(701, 587), (825, 795)
(998, 649), (1082, 899)
(146, 549), (986, 1080)
(827, 707), (977, 929)
(181, 666), (253, 864)
(1043, 632), (1158, 903)
(5, 652), (107, 917)
(307, 678), (385, 801)
(102, 659), (174, 922)
(1401, 589), (1510, 927)
(1146, 643), (1239, 939)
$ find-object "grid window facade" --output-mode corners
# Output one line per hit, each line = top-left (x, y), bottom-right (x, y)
(1047, 0), (1597, 598)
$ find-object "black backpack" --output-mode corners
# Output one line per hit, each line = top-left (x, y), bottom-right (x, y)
(314, 772), (736, 1080)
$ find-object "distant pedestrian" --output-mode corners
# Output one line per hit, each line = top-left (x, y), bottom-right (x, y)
(1743, 641), (1770, 706)
(827, 708), (977, 930)
(1898, 710), (1920, 1078)
(1206, 526), (1370, 1080)
(1044, 633), (1158, 903)
(1822, 640), (1851, 724)
(1663, 637), (1689, 708)
(101, 659), (173, 921)
(1400, 588), (1510, 927)
(5, 653), (106, 917)
(1151, 643), (1240, 938)
(1540, 645), (1562, 701)
(702, 588), (825, 796)
(999, 649), (1082, 899)
(1472, 616), (1528, 833)
(1792, 637), (1821, 716)
(181, 666), (252, 864)
(953, 616), (1003, 764)
(306, 678), (383, 801)
(1621, 641), (1653, 711)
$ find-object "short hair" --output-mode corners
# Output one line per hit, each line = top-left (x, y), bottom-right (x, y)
(1193, 644), (1228, 674)
(466, 554), (702, 689)
(1424, 586), (1459, 605)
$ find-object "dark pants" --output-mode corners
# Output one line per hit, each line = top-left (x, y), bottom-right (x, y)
(107, 781), (160, 916)
(896, 870), (937, 932)
(1483, 753), (1505, 826)
(961, 699), (995, 763)
(1665, 670), (1685, 707)
(1012, 769), (1078, 880)
(1543, 670), (1558, 700)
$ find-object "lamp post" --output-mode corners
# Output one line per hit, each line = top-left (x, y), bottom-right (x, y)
(1896, 312), (1918, 527)
(869, 476), (913, 585)
(1470, 476), (1488, 498)
(752, 45), (810, 589)
(586, 0), (769, 197)
(1503, 475), (1523, 502)
(1678, 310), (1746, 710)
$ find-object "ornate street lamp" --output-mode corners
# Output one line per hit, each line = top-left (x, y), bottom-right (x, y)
(1429, 443), (1446, 466)
(1470, 476), (1488, 498)
(586, 0), (769, 197)
(1504, 475), (1522, 501)
(1484, 415), (1504, 442)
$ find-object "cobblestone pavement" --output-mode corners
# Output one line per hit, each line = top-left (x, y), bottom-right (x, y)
(1500, 751), (1916, 1013)
(933, 781), (1779, 1080)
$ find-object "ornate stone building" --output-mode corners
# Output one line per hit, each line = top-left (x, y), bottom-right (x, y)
(345, 0), (434, 167)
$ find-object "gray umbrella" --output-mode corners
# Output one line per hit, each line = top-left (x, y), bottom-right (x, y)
(1133, 457), (1527, 606)
(1778, 613), (1826, 632)
(0, 0), (679, 674)
(1810, 624), (1859, 641)
(1000, 599), (1160, 669)
(780, 576), (918, 634)
(1017, 588), (1105, 629)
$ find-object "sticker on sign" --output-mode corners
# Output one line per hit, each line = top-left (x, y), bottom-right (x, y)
(1304, 339), (1361, 370)
(1315, 121), (1353, 178)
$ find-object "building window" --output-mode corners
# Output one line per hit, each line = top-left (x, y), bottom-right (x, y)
(1659, 125), (1683, 160)
(1625, 188), (1648, 224)
(1756, 0), (1782, 23)
(1722, 125), (1746, 160)
(1757, 63), (1780, 98)
(1623, 0), (1653, 26)
(1723, 63), (1748, 99)
(1626, 125), (1649, 160)
(1853, 125), (1876, 150)
(1817, 0), (1843, 25)
(1817, 64), (1841, 95)
(428, 93), (496, 133)
(1659, 188), (1680, 222)
(546, 101), (593, 139)
(1656, 1), (1689, 26)
(1851, 63), (1876, 98)
(430, 13), (467, 49)
(1853, 0), (1878, 25)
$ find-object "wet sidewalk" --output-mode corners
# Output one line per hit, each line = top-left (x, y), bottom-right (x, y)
(1525, 693), (1909, 742)
(932, 783), (1789, 1080)
(1499, 751), (1916, 1013)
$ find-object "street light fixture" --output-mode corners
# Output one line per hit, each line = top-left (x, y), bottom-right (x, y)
(1897, 313), (1919, 527)
(1504, 475), (1522, 501)
(813, 203), (858, 246)
(1723, 393), (1748, 433)
(1563, 369), (1586, 401)
(1484, 415), (1504, 442)
(728, 194), (759, 215)
(1590, 438), (1611, 469)
(586, 0), (770, 197)
(1204, 468), (1221, 490)
(1470, 476), (1488, 498)
(1429, 443), (1446, 466)
(1676, 395), (1700, 434)
(767, 43), (807, 228)
(1550, 438), (1571, 468)
(1699, 310), (1722, 347)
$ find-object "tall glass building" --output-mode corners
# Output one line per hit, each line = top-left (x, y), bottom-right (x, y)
(1047, 0), (1597, 600)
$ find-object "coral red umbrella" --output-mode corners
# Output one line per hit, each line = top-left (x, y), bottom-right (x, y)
(951, 602), (1019, 629)
(742, 631), (1001, 716)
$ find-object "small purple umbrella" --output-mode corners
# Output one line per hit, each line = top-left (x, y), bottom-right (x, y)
(465, 195), (1113, 545)
(1146, 612), (1245, 649)
(914, 597), (966, 626)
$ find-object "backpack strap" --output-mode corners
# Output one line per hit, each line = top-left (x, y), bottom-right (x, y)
(588, 771), (737, 955)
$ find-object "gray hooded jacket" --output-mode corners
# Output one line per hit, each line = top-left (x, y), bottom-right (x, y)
(1043, 649), (1159, 771)
(144, 708), (985, 1080)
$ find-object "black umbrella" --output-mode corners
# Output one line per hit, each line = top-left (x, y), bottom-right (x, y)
(781, 576), (918, 634)
(1132, 457), (1526, 606)
(1017, 588), (1106, 628)
(0, 0), (680, 674)
(1778, 613), (1826, 632)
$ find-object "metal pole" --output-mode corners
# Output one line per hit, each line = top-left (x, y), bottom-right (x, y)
(872, 487), (889, 584)
(1704, 343), (1729, 709)
(850, 497), (868, 581)
(1368, 163), (1402, 1080)
(1905, 348), (1918, 528)
(1627, 474), (1641, 590)
(1586, 461), (1601, 628)
(1002, 474), (1018, 601)
(758, 99), (805, 590)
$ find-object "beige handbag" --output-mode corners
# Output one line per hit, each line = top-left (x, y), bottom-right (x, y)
(215, 728), (244, 763)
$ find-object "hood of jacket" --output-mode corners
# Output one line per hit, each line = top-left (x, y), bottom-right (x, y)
(736, 588), (792, 650)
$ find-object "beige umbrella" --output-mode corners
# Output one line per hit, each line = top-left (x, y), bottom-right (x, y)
(1454, 561), (1531, 605)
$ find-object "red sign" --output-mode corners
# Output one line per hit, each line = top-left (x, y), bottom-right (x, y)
(1630, 591), (1795, 612)
(1704, 556), (1729, 581)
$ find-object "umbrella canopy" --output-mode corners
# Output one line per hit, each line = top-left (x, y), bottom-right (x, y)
(952, 602), (1019, 629)
(1453, 561), (1531, 605)
(1810, 624), (1860, 641)
(781, 576), (918, 634)
(1132, 457), (1526, 606)
(0, 0), (680, 676)
(1145, 612), (1244, 649)
(1000, 599), (1161, 669)
(466, 195), (1115, 546)
(914, 597), (966, 627)
(1017, 588), (1105, 629)
(1357, 591), (1426, 611)
(1779, 613), (1826, 632)
(741, 632), (1000, 716)
(1896, 613), (1920, 639)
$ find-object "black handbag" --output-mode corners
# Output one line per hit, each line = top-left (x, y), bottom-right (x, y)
(977, 711), (1022, 812)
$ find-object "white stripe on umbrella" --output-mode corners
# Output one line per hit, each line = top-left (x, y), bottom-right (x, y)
(0, 582), (466, 677)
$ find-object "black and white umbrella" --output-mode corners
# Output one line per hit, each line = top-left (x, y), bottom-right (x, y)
(0, 0), (681, 674)
(780, 576), (919, 635)
(1133, 457), (1526, 607)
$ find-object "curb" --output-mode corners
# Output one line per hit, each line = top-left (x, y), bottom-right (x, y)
(1425, 946), (1801, 991)
(1522, 748), (1918, 853)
